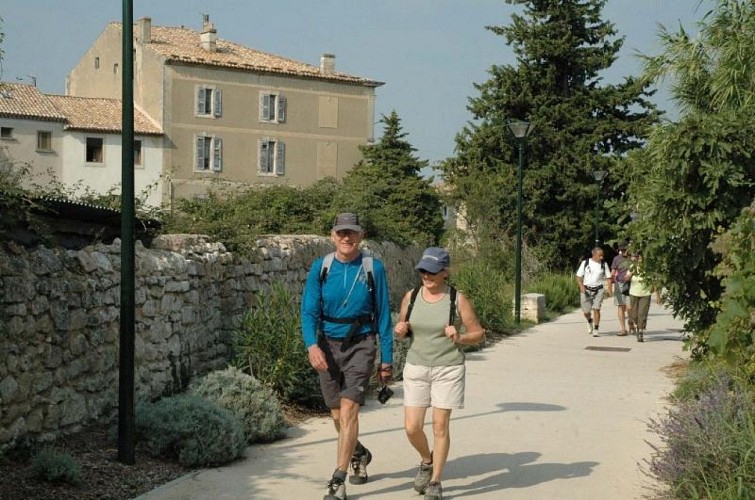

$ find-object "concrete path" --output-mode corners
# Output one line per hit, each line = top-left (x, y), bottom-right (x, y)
(138, 301), (686, 500)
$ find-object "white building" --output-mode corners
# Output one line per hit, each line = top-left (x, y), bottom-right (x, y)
(0, 82), (164, 207)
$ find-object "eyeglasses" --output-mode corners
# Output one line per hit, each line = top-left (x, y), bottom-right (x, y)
(334, 230), (360, 238)
(418, 269), (439, 276)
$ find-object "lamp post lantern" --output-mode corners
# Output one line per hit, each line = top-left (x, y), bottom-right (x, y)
(507, 120), (534, 325)
(592, 170), (607, 246)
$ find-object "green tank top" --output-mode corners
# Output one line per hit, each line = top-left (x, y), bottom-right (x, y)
(406, 287), (464, 367)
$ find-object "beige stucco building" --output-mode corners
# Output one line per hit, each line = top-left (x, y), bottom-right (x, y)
(66, 16), (383, 203)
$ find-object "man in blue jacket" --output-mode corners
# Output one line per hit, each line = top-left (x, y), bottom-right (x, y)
(301, 213), (393, 500)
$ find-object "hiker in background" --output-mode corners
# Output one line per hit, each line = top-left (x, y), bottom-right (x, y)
(611, 242), (633, 336)
(300, 213), (393, 500)
(394, 247), (484, 500)
(576, 247), (613, 337)
(625, 251), (662, 342)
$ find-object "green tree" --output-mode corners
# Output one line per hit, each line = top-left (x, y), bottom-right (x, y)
(442, 0), (658, 268)
(331, 111), (443, 246)
(627, 0), (755, 338)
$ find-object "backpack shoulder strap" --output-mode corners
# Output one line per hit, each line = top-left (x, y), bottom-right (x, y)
(448, 286), (457, 326)
(320, 252), (335, 283)
(405, 286), (421, 322)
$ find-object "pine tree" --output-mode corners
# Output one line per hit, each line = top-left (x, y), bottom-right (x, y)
(331, 111), (443, 247)
(443, 0), (659, 268)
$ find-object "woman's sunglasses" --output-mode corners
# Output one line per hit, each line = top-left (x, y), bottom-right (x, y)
(418, 269), (439, 276)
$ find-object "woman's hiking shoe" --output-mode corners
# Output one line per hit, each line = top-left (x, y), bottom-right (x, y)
(414, 460), (433, 493)
(425, 481), (443, 499)
(324, 476), (346, 500)
(349, 447), (372, 484)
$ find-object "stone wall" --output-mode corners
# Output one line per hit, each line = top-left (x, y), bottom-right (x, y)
(0, 235), (422, 449)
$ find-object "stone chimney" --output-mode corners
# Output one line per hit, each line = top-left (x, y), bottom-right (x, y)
(200, 14), (217, 52)
(137, 17), (151, 44)
(320, 53), (336, 76)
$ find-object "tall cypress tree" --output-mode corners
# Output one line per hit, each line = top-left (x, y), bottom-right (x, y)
(443, 0), (659, 268)
(332, 111), (444, 247)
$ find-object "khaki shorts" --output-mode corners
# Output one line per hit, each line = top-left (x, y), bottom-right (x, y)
(318, 334), (377, 409)
(403, 362), (465, 409)
(613, 282), (629, 306)
(580, 287), (605, 313)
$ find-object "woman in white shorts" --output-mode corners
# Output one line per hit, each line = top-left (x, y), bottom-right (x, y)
(394, 247), (484, 500)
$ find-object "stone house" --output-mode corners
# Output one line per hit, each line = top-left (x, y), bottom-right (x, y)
(0, 82), (164, 207)
(66, 15), (383, 203)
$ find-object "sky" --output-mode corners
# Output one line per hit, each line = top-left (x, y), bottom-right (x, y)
(1, 0), (712, 167)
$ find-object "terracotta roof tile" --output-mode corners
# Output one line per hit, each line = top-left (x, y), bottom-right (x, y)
(0, 83), (162, 135)
(0, 83), (66, 121)
(46, 94), (162, 135)
(114, 22), (381, 87)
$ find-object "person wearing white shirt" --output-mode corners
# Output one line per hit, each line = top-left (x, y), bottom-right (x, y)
(576, 247), (613, 337)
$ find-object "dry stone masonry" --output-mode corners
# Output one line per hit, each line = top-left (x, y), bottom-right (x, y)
(0, 235), (422, 449)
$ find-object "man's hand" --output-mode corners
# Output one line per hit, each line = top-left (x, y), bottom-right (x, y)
(307, 345), (328, 372)
(378, 363), (393, 383)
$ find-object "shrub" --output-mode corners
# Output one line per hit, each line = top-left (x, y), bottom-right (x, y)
(646, 373), (755, 498)
(190, 367), (286, 444)
(135, 394), (246, 467)
(232, 282), (322, 408)
(31, 447), (81, 485)
(527, 273), (579, 314)
(451, 258), (515, 336)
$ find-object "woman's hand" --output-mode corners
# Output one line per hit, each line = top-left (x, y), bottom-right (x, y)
(445, 325), (460, 343)
(394, 321), (411, 339)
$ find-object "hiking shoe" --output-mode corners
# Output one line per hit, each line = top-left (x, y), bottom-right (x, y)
(414, 460), (433, 493)
(349, 447), (372, 485)
(638, 329), (644, 342)
(587, 323), (594, 335)
(592, 327), (600, 337)
(425, 480), (443, 500)
(324, 476), (346, 500)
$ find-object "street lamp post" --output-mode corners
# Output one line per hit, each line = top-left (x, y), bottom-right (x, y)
(507, 121), (534, 325)
(592, 170), (607, 246)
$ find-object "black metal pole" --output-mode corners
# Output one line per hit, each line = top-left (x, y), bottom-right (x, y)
(514, 139), (524, 325)
(594, 180), (601, 246)
(118, 0), (136, 465)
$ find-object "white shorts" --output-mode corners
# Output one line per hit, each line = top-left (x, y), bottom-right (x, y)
(403, 362), (465, 409)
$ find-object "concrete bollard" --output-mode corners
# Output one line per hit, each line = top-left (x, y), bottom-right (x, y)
(520, 293), (546, 323)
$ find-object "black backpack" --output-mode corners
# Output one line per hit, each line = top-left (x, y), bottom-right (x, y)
(403, 286), (457, 337)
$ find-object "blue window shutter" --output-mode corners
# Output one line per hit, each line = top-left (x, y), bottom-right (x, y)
(277, 95), (286, 123)
(196, 136), (205, 169)
(258, 138), (268, 173)
(275, 141), (286, 175)
(212, 137), (223, 171)
(213, 89), (222, 117)
(197, 87), (206, 115)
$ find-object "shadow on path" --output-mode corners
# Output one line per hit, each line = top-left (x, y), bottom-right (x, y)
(359, 451), (598, 498)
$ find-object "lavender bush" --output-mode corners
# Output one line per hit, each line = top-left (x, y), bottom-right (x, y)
(645, 374), (755, 498)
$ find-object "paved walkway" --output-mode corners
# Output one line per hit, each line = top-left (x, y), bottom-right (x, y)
(138, 302), (685, 499)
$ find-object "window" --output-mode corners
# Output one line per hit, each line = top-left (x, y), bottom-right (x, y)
(258, 92), (286, 123)
(0, 127), (13, 139)
(258, 138), (286, 175)
(113, 63), (119, 74)
(37, 131), (52, 151)
(195, 135), (223, 172)
(95, 57), (100, 69)
(195, 85), (222, 117)
(134, 140), (142, 166)
(86, 137), (104, 163)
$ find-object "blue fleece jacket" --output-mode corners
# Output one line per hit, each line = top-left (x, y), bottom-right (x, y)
(301, 252), (393, 364)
